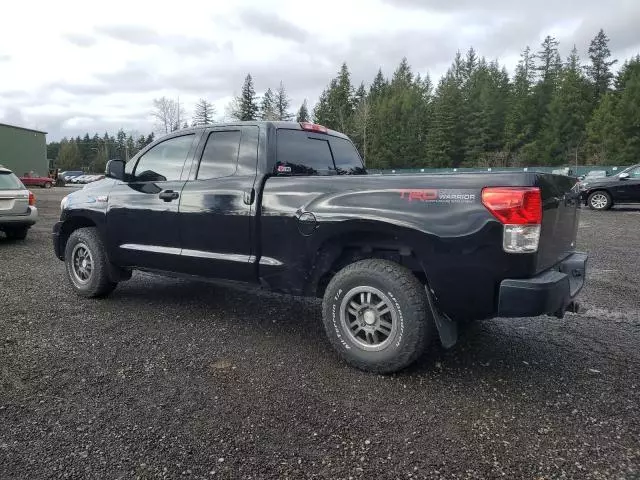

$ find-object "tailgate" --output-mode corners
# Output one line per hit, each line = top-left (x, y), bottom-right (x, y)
(0, 189), (30, 216)
(536, 174), (581, 272)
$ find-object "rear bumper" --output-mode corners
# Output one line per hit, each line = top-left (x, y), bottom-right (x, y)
(0, 206), (38, 228)
(497, 252), (588, 318)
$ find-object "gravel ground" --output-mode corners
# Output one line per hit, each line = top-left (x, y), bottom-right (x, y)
(1, 188), (639, 480)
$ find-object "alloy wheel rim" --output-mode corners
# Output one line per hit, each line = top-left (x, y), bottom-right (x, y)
(339, 286), (398, 352)
(591, 194), (608, 209)
(71, 243), (93, 285)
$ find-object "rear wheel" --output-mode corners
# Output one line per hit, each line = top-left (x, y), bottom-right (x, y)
(5, 227), (29, 240)
(322, 259), (434, 374)
(588, 190), (612, 210)
(43, 182), (52, 189)
(64, 227), (117, 298)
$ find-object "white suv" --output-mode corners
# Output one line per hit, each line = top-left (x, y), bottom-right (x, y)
(0, 166), (38, 240)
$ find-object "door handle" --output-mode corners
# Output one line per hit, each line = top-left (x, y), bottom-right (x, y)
(159, 190), (179, 202)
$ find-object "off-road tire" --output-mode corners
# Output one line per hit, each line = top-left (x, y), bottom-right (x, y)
(322, 259), (433, 374)
(64, 227), (117, 298)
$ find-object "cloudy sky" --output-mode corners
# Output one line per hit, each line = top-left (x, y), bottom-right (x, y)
(1, 0), (639, 141)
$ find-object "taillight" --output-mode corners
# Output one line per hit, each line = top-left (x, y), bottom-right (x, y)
(28, 191), (36, 206)
(300, 122), (328, 134)
(482, 187), (542, 254)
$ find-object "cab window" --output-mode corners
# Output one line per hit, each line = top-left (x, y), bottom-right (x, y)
(130, 134), (195, 182)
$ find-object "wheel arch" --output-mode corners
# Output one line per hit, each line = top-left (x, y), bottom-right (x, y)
(57, 213), (102, 260)
(305, 227), (430, 299)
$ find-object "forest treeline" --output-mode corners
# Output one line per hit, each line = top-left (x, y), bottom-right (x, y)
(311, 30), (640, 168)
(48, 29), (640, 172)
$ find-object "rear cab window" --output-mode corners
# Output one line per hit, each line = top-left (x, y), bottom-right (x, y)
(0, 171), (24, 190)
(196, 130), (241, 180)
(275, 129), (365, 176)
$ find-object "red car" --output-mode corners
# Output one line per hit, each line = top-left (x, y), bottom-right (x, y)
(19, 171), (54, 189)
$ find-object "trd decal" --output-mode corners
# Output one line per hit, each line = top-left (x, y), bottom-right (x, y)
(399, 189), (476, 204)
(399, 189), (438, 202)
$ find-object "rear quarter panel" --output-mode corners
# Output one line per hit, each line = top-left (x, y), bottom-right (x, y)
(258, 173), (542, 321)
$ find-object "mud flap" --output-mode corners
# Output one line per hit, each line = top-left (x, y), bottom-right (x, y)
(425, 285), (458, 349)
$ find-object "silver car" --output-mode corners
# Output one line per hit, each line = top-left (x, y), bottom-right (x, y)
(0, 166), (38, 240)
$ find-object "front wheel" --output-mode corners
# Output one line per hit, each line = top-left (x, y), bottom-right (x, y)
(43, 182), (52, 189)
(322, 259), (434, 374)
(588, 190), (612, 210)
(64, 227), (117, 298)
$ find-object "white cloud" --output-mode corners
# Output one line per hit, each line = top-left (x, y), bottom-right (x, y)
(0, 0), (638, 140)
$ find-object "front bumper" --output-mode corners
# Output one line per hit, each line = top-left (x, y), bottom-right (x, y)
(0, 206), (38, 228)
(497, 252), (588, 318)
(52, 221), (63, 259)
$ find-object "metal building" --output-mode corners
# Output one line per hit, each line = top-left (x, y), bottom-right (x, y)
(0, 122), (48, 176)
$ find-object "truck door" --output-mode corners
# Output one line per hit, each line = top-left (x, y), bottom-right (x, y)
(177, 125), (259, 282)
(106, 132), (198, 272)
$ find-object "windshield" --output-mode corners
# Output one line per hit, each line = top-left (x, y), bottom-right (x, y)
(0, 171), (24, 190)
(617, 165), (638, 176)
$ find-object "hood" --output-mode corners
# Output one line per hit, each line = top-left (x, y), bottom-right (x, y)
(580, 176), (621, 188)
(82, 177), (117, 190)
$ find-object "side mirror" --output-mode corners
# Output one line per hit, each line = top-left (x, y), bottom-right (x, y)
(619, 172), (630, 180)
(105, 159), (125, 180)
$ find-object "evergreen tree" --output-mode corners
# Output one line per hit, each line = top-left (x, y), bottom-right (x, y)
(427, 69), (464, 167)
(585, 29), (617, 101)
(540, 46), (593, 165)
(350, 83), (369, 159)
(260, 88), (277, 120)
(236, 74), (259, 121)
(135, 135), (147, 152)
(586, 93), (622, 164)
(369, 69), (388, 99)
(57, 139), (83, 170)
(537, 35), (562, 83)
(464, 59), (511, 166)
(615, 55), (640, 91)
(275, 81), (293, 121)
(615, 63), (640, 164)
(505, 46), (537, 158)
(126, 135), (135, 160)
(296, 100), (310, 122)
(313, 63), (354, 133)
(193, 98), (216, 126)
(116, 129), (127, 160)
(522, 35), (563, 162)
(79, 133), (91, 164)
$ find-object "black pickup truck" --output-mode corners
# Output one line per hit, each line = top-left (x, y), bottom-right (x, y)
(53, 121), (587, 373)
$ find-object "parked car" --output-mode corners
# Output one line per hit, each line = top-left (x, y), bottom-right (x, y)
(0, 166), (38, 240)
(70, 174), (104, 185)
(52, 122), (587, 373)
(580, 163), (640, 210)
(60, 170), (85, 183)
(68, 175), (87, 184)
(19, 171), (54, 189)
